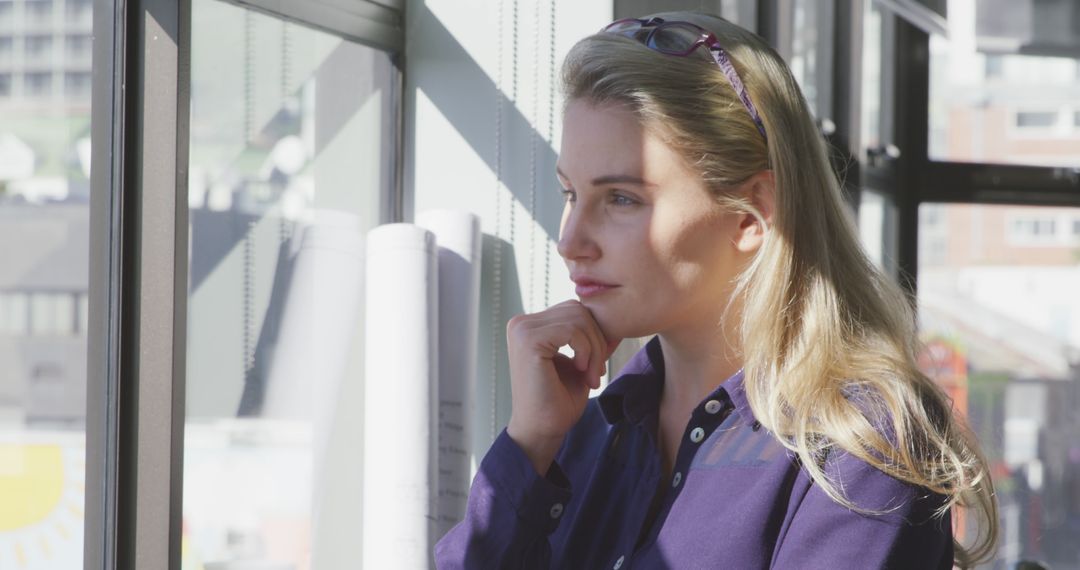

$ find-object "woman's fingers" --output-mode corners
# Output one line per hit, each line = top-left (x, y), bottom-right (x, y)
(534, 301), (608, 388)
(572, 305), (606, 387)
(504, 298), (624, 465)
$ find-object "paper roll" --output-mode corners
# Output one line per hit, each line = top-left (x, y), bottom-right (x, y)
(361, 224), (439, 570)
(415, 210), (482, 540)
(262, 210), (365, 422)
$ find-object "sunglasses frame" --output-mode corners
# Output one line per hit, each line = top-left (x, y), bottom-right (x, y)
(601, 17), (768, 141)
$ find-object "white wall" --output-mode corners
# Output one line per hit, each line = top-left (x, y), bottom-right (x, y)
(403, 0), (613, 468)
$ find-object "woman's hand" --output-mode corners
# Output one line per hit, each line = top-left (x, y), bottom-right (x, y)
(505, 299), (622, 475)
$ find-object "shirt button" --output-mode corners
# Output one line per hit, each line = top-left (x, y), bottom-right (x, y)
(614, 555), (625, 569)
(549, 503), (564, 519)
(704, 399), (722, 414)
(689, 427), (705, 443)
(672, 471), (682, 488)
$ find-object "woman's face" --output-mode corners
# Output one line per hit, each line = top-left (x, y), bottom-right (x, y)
(556, 99), (749, 341)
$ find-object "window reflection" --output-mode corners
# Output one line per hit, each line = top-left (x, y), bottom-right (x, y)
(919, 203), (1080, 568)
(185, 1), (393, 568)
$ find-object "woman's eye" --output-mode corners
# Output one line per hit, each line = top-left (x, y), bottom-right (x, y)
(559, 189), (636, 206)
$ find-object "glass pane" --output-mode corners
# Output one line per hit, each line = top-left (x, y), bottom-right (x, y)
(790, 0), (828, 119)
(857, 188), (899, 277)
(184, 1), (393, 568)
(0, 0), (92, 567)
(861, 0), (884, 151)
(918, 203), (1080, 568)
(929, 0), (1080, 167)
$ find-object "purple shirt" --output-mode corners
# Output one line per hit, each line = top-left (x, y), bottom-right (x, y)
(435, 336), (953, 569)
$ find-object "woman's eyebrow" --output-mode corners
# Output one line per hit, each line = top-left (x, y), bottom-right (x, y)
(555, 166), (655, 188)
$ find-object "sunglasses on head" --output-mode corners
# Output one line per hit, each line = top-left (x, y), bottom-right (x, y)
(600, 17), (768, 142)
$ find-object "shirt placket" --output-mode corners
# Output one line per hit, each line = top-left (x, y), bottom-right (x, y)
(617, 390), (736, 569)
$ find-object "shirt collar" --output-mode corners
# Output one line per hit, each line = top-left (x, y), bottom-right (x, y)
(598, 335), (758, 427)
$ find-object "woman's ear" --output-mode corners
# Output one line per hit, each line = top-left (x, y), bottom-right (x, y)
(733, 170), (775, 253)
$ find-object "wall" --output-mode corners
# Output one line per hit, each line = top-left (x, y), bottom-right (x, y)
(403, 0), (614, 467)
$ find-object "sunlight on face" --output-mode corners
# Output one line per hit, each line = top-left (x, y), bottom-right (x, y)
(556, 99), (746, 341)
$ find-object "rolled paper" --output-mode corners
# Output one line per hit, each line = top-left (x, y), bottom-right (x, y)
(415, 210), (482, 541)
(262, 210), (365, 422)
(361, 223), (438, 569)
(259, 210), (367, 570)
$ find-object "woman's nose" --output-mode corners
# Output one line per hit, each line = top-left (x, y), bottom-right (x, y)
(556, 206), (600, 261)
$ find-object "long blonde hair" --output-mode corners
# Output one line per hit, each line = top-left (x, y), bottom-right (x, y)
(562, 11), (998, 567)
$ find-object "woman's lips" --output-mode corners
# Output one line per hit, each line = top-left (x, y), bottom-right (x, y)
(575, 282), (619, 298)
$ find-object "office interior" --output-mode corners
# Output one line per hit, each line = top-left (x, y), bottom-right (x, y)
(0, 0), (1079, 568)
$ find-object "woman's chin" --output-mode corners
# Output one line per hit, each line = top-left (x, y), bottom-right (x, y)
(586, 308), (655, 344)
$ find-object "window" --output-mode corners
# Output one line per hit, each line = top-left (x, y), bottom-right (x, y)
(859, 189), (900, 274)
(1013, 218), (1055, 236)
(64, 0), (91, 24)
(919, 204), (1080, 567)
(24, 71), (52, 97)
(25, 34), (52, 58)
(862, 0), (885, 151)
(929, 0), (1080, 167)
(63, 71), (89, 98)
(25, 0), (52, 24)
(1015, 110), (1057, 129)
(1008, 216), (1059, 246)
(985, 54), (1004, 78)
(64, 34), (90, 60)
(0, 291), (29, 334)
(0, 3), (90, 566)
(917, 204), (948, 269)
(29, 292), (76, 336)
(790, 0), (830, 118)
(183, 1), (395, 567)
(77, 292), (87, 334)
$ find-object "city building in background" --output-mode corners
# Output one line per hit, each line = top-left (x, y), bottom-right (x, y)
(920, 0), (1080, 565)
(0, 1), (92, 568)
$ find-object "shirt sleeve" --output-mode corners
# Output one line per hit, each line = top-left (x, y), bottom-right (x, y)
(770, 450), (954, 570)
(434, 427), (574, 570)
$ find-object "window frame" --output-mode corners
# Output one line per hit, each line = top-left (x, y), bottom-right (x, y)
(876, 2), (1080, 297)
(85, 0), (404, 568)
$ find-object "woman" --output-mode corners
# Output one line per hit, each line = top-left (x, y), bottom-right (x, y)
(435, 11), (998, 569)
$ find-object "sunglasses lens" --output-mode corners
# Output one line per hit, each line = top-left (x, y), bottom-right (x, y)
(648, 24), (703, 55)
(604, 19), (643, 34)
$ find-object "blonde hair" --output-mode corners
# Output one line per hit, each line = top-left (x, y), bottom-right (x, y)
(562, 11), (998, 567)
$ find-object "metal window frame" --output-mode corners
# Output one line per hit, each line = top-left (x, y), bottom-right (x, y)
(86, 0), (191, 567)
(829, 0), (864, 215)
(757, 0), (794, 61)
(760, 0), (862, 216)
(813, 0), (836, 127)
(221, 0), (404, 53)
(86, 0), (405, 568)
(886, 16), (929, 296)
(86, 0), (124, 567)
(884, 12), (1080, 299)
(873, 0), (947, 38)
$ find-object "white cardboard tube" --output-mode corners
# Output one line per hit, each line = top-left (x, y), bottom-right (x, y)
(415, 210), (482, 540)
(361, 223), (438, 570)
